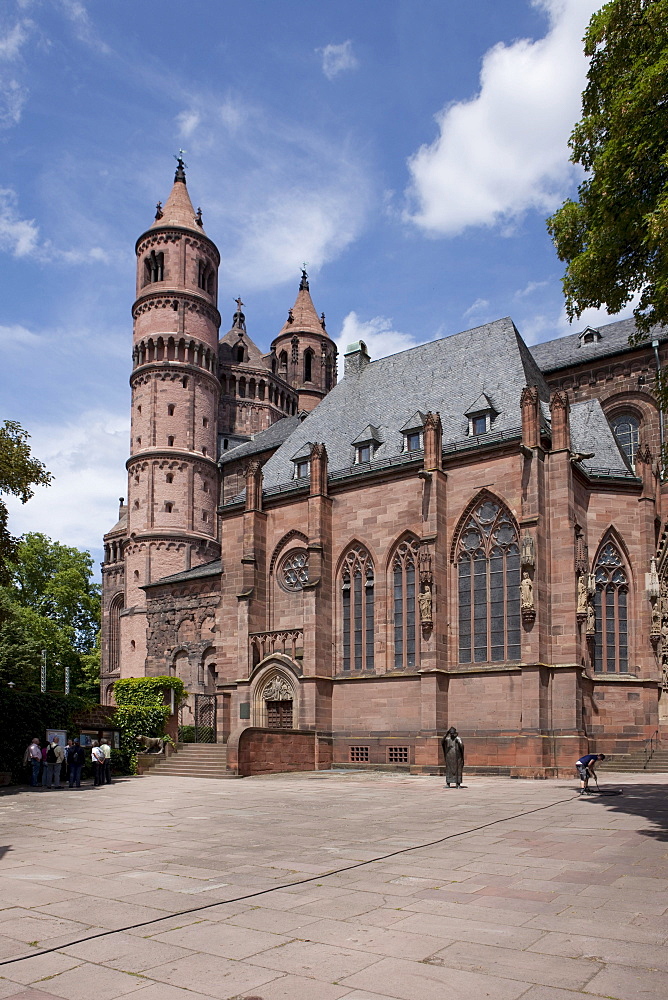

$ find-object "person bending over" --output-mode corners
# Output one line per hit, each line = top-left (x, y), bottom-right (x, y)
(575, 753), (605, 794)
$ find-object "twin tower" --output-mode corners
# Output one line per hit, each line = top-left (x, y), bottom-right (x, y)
(106, 160), (337, 670)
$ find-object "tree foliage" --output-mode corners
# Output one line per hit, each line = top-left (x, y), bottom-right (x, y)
(111, 679), (183, 773)
(0, 421), (52, 586)
(547, 0), (668, 337)
(0, 533), (100, 698)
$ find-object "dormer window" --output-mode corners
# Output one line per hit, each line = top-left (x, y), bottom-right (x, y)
(465, 393), (497, 437)
(400, 412), (425, 453)
(579, 326), (602, 345)
(352, 424), (383, 465)
(291, 441), (313, 480)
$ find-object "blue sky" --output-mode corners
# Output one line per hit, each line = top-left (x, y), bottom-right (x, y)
(2, 0), (622, 573)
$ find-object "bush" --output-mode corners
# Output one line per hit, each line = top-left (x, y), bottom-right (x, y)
(112, 678), (182, 773)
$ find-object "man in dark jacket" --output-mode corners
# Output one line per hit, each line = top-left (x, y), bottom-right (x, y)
(67, 740), (85, 788)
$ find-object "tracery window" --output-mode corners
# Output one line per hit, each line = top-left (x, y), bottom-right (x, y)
(279, 550), (309, 592)
(457, 498), (521, 663)
(610, 413), (640, 467)
(341, 545), (374, 671)
(594, 542), (628, 673)
(393, 538), (419, 669)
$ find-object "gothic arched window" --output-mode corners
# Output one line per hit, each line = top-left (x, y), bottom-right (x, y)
(108, 593), (124, 674)
(594, 541), (629, 673)
(610, 413), (640, 467)
(393, 538), (419, 669)
(304, 349), (314, 383)
(457, 498), (521, 663)
(341, 545), (374, 672)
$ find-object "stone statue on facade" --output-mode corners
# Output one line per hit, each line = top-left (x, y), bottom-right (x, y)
(520, 571), (535, 623)
(576, 573), (588, 621)
(418, 584), (433, 625)
(586, 601), (596, 637)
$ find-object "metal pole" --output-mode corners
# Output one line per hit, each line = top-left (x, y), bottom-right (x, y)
(64, 662), (70, 695)
(40, 649), (47, 693)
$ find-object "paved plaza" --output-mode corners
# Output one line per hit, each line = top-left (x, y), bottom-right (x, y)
(0, 770), (667, 1000)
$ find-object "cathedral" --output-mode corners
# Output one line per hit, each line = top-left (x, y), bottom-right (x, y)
(101, 161), (668, 776)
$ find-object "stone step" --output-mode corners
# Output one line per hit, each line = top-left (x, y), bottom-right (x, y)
(150, 769), (237, 779)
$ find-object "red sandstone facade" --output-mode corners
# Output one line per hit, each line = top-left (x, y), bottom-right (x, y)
(102, 168), (668, 776)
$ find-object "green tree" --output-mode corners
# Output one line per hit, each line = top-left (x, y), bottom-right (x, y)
(547, 0), (668, 337)
(0, 533), (101, 698)
(0, 421), (52, 587)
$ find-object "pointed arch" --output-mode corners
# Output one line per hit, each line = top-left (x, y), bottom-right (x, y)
(270, 530), (309, 574)
(453, 492), (520, 664)
(592, 532), (630, 674)
(250, 662), (299, 728)
(450, 488), (517, 563)
(388, 533), (420, 670)
(107, 592), (124, 674)
(338, 541), (375, 672)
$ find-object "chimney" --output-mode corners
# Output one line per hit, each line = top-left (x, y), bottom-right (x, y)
(344, 340), (371, 377)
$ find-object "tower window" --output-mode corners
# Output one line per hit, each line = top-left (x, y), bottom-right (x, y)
(279, 350), (288, 371)
(304, 349), (314, 383)
(202, 481), (209, 493)
(202, 510), (208, 521)
(202, 417), (209, 428)
(197, 260), (214, 294)
(165, 502), (173, 513)
(133, 570), (139, 581)
(182, 376), (188, 388)
(167, 404), (175, 416)
(136, 436), (141, 447)
(144, 250), (164, 284)
(167, 436), (174, 447)
(166, 473), (173, 484)
(133, 500), (139, 509)
(137, 404), (141, 414)
(202, 446), (208, 457)
(610, 413), (640, 467)
(234, 345), (244, 363)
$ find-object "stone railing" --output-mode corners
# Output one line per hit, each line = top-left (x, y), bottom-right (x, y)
(249, 628), (303, 668)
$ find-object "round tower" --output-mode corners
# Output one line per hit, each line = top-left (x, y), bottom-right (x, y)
(270, 269), (337, 412)
(124, 158), (221, 668)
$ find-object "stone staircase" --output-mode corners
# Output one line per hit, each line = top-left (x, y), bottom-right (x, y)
(599, 748), (668, 773)
(145, 743), (237, 779)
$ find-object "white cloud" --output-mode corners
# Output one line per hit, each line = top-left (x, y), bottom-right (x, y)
(0, 187), (39, 255)
(463, 297), (490, 321)
(176, 109), (200, 138)
(319, 40), (358, 80)
(58, 0), (111, 55)
(3, 408), (129, 554)
(521, 294), (640, 347)
(0, 76), (27, 126)
(405, 0), (603, 236)
(0, 20), (31, 60)
(335, 311), (426, 363)
(0, 322), (41, 347)
(514, 279), (549, 299)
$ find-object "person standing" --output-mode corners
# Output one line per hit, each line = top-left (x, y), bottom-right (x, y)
(45, 738), (65, 789)
(100, 738), (112, 784)
(40, 742), (49, 786)
(23, 737), (42, 787)
(91, 741), (104, 786)
(67, 739), (85, 788)
(575, 753), (606, 794)
(63, 739), (74, 784)
(442, 726), (465, 788)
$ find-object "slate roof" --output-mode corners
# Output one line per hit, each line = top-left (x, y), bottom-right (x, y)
(218, 324), (270, 368)
(260, 317), (551, 489)
(569, 400), (633, 477)
(530, 317), (668, 373)
(143, 558), (222, 588)
(218, 416), (301, 466)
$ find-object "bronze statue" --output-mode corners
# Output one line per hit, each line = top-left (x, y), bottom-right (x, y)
(441, 727), (464, 788)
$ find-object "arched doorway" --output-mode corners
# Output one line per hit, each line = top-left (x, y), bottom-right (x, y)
(251, 664), (299, 729)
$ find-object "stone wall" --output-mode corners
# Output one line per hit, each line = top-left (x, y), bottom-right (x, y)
(227, 726), (333, 776)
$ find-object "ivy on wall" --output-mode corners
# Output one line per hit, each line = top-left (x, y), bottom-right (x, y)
(112, 676), (185, 773)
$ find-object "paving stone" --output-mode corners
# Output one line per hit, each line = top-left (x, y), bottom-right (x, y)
(139, 952), (280, 998)
(151, 919), (291, 959)
(245, 938), (381, 981)
(429, 939), (601, 989)
(339, 954), (530, 999)
(0, 950), (82, 986)
(584, 963), (668, 1000)
(16, 963), (145, 1000)
(391, 909), (546, 948)
(528, 931), (668, 972)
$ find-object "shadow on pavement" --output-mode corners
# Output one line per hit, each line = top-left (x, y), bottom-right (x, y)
(580, 780), (668, 840)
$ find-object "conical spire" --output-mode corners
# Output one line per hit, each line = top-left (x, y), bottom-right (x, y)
(151, 155), (206, 233)
(277, 269), (330, 338)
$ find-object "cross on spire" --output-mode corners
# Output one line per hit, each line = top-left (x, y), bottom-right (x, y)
(174, 150), (187, 182)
